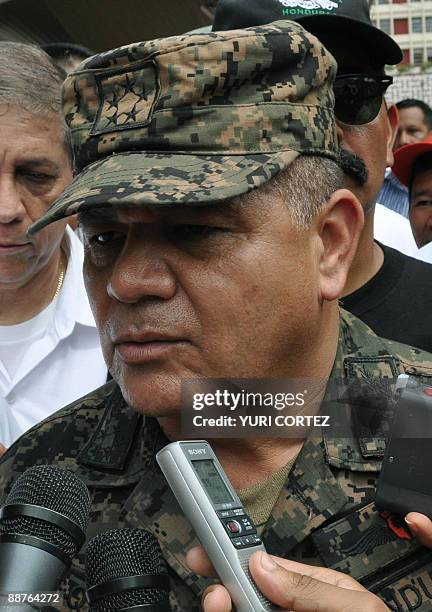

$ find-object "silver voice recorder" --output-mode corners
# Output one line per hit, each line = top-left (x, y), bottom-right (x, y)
(156, 440), (278, 612)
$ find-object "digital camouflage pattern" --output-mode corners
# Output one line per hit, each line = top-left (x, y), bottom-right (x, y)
(1, 311), (432, 611)
(28, 20), (338, 236)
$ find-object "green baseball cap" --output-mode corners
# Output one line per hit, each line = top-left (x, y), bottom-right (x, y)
(29, 20), (338, 235)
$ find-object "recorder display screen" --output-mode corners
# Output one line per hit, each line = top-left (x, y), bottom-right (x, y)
(192, 459), (234, 505)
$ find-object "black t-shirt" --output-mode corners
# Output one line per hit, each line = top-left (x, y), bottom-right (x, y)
(341, 244), (432, 353)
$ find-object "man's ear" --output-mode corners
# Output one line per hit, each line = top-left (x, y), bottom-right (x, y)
(316, 189), (364, 302)
(387, 104), (398, 167)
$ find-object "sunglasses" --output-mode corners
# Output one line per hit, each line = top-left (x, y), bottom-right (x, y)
(333, 74), (393, 126)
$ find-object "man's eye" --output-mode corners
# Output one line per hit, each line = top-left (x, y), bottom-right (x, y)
(24, 172), (55, 183)
(414, 200), (432, 208)
(89, 232), (124, 246)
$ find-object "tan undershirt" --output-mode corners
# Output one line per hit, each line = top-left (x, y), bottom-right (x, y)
(238, 457), (297, 535)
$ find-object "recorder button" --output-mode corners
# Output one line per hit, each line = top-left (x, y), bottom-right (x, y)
(217, 509), (236, 519)
(241, 535), (257, 546)
(238, 515), (256, 533)
(226, 520), (241, 534)
(250, 534), (262, 545)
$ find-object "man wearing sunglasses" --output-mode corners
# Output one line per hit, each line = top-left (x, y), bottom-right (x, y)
(213, 0), (432, 355)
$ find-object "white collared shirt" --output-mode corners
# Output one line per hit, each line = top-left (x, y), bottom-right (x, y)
(374, 203), (419, 257)
(374, 203), (432, 264)
(0, 226), (107, 447)
(418, 241), (432, 264)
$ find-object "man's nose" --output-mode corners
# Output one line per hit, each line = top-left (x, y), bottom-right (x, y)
(107, 238), (177, 304)
(0, 178), (27, 224)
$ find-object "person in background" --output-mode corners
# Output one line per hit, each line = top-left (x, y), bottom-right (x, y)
(42, 42), (94, 76)
(392, 134), (432, 250)
(42, 42), (94, 241)
(213, 0), (432, 355)
(379, 99), (432, 218)
(0, 42), (107, 450)
(395, 99), (432, 150)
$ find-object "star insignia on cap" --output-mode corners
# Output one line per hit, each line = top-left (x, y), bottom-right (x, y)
(92, 60), (159, 134)
(121, 103), (139, 123)
(122, 74), (137, 97)
(105, 90), (120, 112)
(105, 111), (119, 126)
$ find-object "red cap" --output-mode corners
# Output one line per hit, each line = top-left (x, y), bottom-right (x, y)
(393, 134), (432, 187)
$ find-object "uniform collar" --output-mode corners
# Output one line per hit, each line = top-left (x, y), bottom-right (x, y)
(76, 383), (166, 486)
(262, 437), (348, 557)
(323, 309), (432, 471)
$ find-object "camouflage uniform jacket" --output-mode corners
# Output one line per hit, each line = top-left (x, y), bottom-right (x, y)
(1, 310), (432, 611)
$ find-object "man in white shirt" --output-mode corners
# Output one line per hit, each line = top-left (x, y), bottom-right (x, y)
(0, 42), (107, 449)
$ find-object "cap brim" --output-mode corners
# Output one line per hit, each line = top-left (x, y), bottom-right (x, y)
(297, 15), (403, 66)
(393, 141), (432, 186)
(28, 149), (314, 235)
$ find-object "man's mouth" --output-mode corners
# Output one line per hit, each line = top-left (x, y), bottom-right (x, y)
(0, 241), (31, 253)
(113, 332), (189, 364)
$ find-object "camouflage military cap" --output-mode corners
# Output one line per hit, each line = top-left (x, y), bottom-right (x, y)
(29, 20), (338, 235)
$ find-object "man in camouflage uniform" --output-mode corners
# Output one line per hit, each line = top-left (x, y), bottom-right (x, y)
(1, 21), (432, 612)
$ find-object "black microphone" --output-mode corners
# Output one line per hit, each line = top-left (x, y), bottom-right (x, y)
(85, 528), (171, 611)
(0, 464), (91, 610)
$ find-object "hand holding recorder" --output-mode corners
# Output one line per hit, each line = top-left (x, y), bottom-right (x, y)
(187, 546), (390, 612)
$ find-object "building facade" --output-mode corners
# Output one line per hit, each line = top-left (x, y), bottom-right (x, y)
(371, 0), (432, 67)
